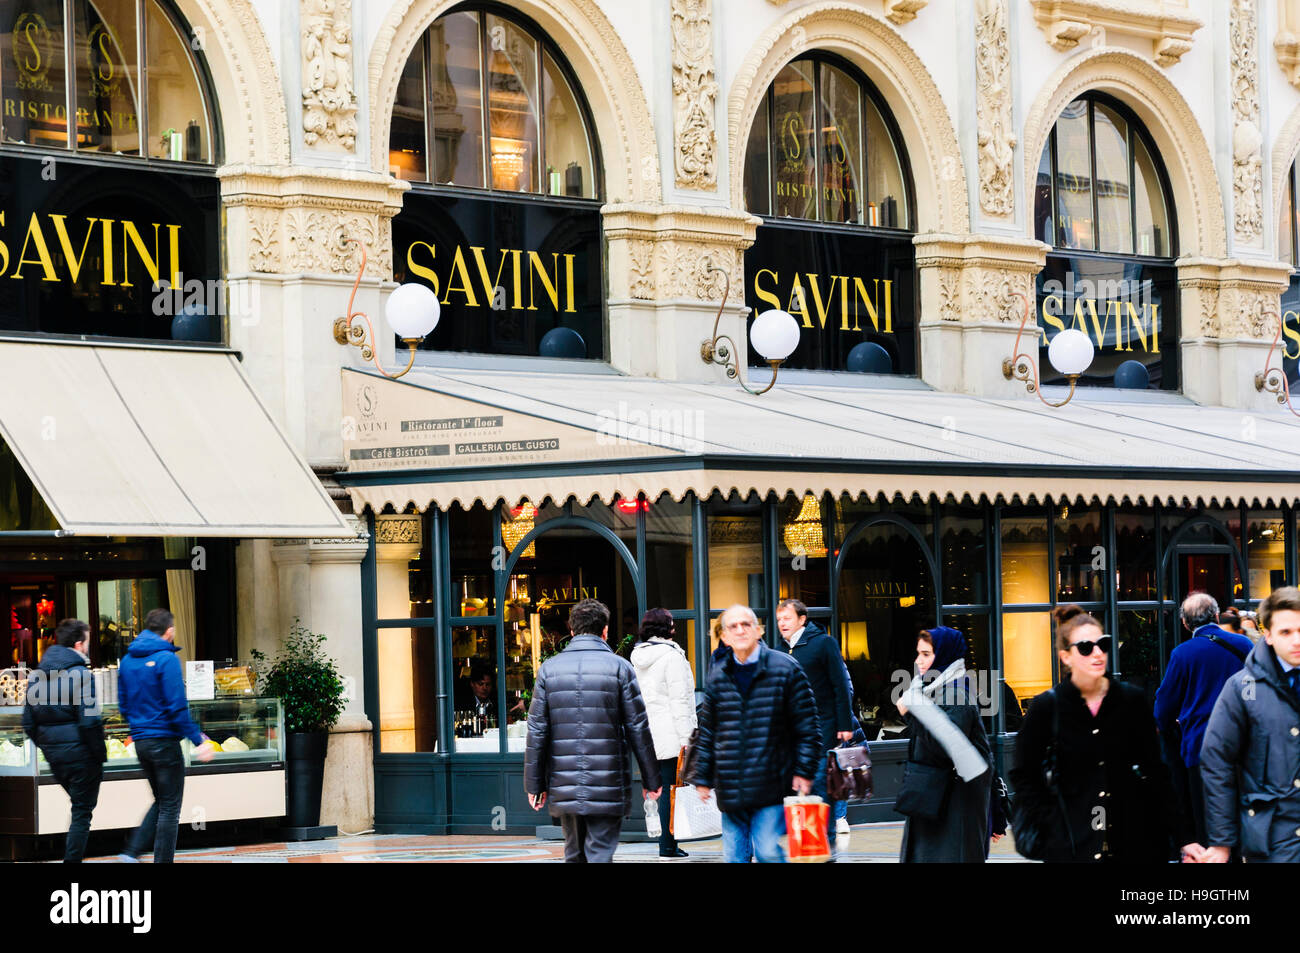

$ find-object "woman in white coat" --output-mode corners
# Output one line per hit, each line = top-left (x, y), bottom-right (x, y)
(630, 608), (698, 859)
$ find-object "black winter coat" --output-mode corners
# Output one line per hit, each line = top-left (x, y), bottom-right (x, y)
(1200, 638), (1300, 861)
(779, 621), (853, 746)
(21, 645), (106, 766)
(686, 643), (821, 811)
(1010, 677), (1190, 863)
(899, 683), (992, 863)
(523, 635), (661, 816)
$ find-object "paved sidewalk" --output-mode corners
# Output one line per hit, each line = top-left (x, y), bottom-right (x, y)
(82, 822), (1029, 862)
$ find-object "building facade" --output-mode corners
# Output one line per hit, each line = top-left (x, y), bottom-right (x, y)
(6, 0), (1300, 834)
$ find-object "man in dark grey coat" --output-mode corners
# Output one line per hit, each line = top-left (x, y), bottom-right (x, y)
(1200, 586), (1300, 863)
(524, 598), (661, 862)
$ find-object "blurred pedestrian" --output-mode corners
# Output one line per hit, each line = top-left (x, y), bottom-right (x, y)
(524, 599), (661, 863)
(1218, 607), (1243, 635)
(687, 604), (820, 863)
(1200, 586), (1300, 862)
(630, 608), (696, 860)
(1154, 592), (1251, 845)
(1010, 605), (1202, 862)
(22, 619), (104, 862)
(895, 626), (991, 862)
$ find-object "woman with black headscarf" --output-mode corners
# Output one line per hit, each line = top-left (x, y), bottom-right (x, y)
(895, 626), (992, 862)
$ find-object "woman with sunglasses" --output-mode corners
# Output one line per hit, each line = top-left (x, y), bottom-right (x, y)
(1010, 604), (1203, 863)
(631, 608), (697, 859)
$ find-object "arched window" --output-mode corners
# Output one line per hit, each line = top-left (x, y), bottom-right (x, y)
(390, 8), (599, 199)
(744, 56), (911, 228)
(1, 0), (216, 163)
(1033, 95), (1179, 390)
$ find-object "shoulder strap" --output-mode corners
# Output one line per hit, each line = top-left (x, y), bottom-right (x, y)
(1196, 632), (1248, 663)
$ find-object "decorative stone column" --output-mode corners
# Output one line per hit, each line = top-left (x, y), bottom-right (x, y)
(914, 234), (1049, 396)
(1177, 258), (1291, 409)
(374, 515), (423, 754)
(272, 518), (373, 832)
(218, 165), (408, 467)
(603, 203), (760, 382)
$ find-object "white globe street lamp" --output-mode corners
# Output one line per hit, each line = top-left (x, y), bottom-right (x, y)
(699, 261), (800, 395)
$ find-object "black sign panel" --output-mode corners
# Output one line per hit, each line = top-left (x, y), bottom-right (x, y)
(1035, 253), (1179, 390)
(392, 190), (603, 359)
(0, 154), (221, 341)
(1280, 274), (1300, 388)
(742, 222), (916, 373)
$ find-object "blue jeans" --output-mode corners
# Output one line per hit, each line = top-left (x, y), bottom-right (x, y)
(811, 755), (837, 847)
(124, 738), (186, 863)
(835, 799), (848, 822)
(721, 804), (786, 863)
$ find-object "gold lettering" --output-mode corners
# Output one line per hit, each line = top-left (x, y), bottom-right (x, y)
(753, 268), (781, 312)
(512, 249), (523, 310)
(1150, 304), (1160, 354)
(526, 251), (561, 312)
(101, 219), (115, 285)
(805, 273), (835, 329)
(442, 245), (479, 307)
(469, 246), (509, 304)
(788, 273), (810, 327)
(1040, 294), (1066, 346)
(22, 21), (41, 74)
(1072, 297), (1110, 348)
(12, 213), (57, 281)
(48, 215), (98, 283)
(852, 278), (888, 333)
(1124, 301), (1149, 353)
(563, 253), (575, 313)
(1283, 312), (1300, 361)
(839, 275), (851, 331)
(120, 220), (162, 288)
(0, 210), (7, 275)
(166, 224), (181, 286)
(95, 29), (114, 83)
(406, 241), (438, 294)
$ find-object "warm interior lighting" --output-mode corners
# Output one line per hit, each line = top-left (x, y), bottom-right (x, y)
(782, 494), (828, 559)
(503, 502), (536, 558)
(489, 136), (528, 190)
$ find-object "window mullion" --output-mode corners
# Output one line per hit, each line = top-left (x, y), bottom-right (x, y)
(813, 62), (823, 222)
(1088, 100), (1099, 251)
(536, 39), (545, 194)
(64, 0), (76, 150)
(479, 15), (490, 190)
(1129, 126), (1137, 255)
(137, 0), (148, 160)
(422, 31), (435, 184)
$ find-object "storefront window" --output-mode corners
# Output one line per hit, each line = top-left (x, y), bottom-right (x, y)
(1115, 507), (1156, 600)
(393, 8), (597, 198)
(643, 493), (693, 612)
(378, 628), (438, 753)
(1055, 504), (1103, 602)
(1118, 609), (1160, 708)
(1246, 510), (1286, 601)
(778, 493), (831, 609)
(451, 625), (500, 752)
(3, 0), (212, 162)
(942, 613), (1006, 732)
(941, 502), (987, 605)
(836, 520), (935, 733)
(707, 492), (765, 614)
(1034, 94), (1178, 389)
(1001, 508), (1049, 605)
(1002, 611), (1052, 713)
(451, 503), (494, 617)
(95, 576), (162, 664)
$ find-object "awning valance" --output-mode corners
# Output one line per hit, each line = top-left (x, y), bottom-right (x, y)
(0, 340), (353, 538)
(339, 367), (1300, 512)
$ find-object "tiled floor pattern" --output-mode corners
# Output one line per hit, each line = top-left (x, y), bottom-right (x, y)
(82, 822), (1030, 863)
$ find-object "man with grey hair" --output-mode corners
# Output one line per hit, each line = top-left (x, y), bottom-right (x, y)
(686, 604), (820, 862)
(1154, 591), (1252, 846)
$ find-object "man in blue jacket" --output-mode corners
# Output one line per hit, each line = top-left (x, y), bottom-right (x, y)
(22, 619), (105, 862)
(117, 608), (213, 863)
(1155, 591), (1252, 844)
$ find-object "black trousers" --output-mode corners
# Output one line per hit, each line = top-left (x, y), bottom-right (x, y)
(559, 814), (623, 863)
(46, 752), (103, 863)
(657, 757), (678, 854)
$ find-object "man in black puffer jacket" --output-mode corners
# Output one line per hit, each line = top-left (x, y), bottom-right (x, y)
(524, 599), (661, 862)
(22, 619), (106, 862)
(687, 604), (820, 863)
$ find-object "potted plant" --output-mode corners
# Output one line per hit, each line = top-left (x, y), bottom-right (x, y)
(251, 620), (345, 829)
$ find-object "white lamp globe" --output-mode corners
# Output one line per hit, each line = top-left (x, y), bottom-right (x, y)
(1047, 328), (1094, 376)
(749, 308), (801, 361)
(386, 283), (441, 340)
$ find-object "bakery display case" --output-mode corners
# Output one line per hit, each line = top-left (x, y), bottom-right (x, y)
(0, 696), (286, 842)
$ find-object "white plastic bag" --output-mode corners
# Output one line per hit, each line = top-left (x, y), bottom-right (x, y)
(671, 785), (723, 840)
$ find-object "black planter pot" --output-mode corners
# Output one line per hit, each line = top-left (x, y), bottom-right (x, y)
(285, 731), (329, 828)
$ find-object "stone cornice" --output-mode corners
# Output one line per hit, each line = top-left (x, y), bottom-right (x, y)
(601, 203), (761, 245)
(1029, 0), (1203, 66)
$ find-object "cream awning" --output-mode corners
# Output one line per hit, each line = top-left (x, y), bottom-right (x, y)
(0, 340), (353, 538)
(339, 367), (1300, 512)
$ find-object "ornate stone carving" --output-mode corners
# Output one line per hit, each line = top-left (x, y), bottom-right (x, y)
(302, 0), (358, 150)
(374, 515), (423, 545)
(884, 0), (928, 25)
(1231, 0), (1263, 243)
(246, 208), (281, 274)
(1177, 260), (1289, 340)
(1277, 0), (1300, 86)
(629, 241), (656, 299)
(729, 4), (968, 234)
(603, 204), (758, 304)
(671, 0), (718, 190)
(975, 0), (1015, 217)
(937, 269), (961, 322)
(1028, 0), (1202, 66)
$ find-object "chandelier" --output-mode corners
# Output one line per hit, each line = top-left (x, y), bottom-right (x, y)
(502, 502), (536, 558)
(782, 494), (827, 559)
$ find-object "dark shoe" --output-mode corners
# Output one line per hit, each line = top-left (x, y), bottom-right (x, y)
(658, 847), (689, 859)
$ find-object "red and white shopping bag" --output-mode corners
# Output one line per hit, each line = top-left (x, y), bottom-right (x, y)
(784, 795), (831, 863)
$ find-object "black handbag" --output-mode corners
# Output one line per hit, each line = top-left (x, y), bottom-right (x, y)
(1008, 688), (1075, 861)
(826, 741), (873, 802)
(894, 761), (953, 820)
